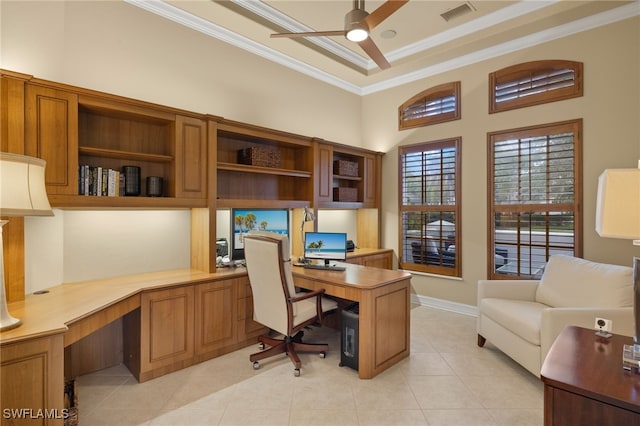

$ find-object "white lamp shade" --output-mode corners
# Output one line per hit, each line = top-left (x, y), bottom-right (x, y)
(0, 152), (53, 216)
(595, 168), (640, 240)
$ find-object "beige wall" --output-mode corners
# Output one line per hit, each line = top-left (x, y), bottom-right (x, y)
(0, 0), (362, 144)
(2, 1), (638, 306)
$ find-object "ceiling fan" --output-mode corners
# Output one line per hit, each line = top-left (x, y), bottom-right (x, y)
(270, 0), (408, 70)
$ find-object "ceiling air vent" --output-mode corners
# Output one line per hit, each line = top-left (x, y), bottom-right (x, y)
(440, 2), (476, 22)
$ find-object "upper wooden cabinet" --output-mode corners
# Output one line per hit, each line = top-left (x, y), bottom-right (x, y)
(25, 84), (79, 195)
(14, 73), (209, 208)
(315, 140), (381, 209)
(215, 119), (314, 209)
(5, 70), (383, 212)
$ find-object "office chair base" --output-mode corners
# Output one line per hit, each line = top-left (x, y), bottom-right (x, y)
(250, 333), (329, 376)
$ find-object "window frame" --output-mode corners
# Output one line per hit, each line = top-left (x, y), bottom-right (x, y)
(399, 82), (461, 130)
(486, 119), (583, 279)
(398, 137), (462, 277)
(489, 60), (583, 113)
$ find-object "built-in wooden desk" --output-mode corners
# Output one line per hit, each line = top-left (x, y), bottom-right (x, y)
(293, 262), (411, 379)
(0, 258), (410, 424)
(541, 326), (640, 425)
(0, 268), (247, 426)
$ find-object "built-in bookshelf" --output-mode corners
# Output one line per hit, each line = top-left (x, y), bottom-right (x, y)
(215, 120), (314, 208)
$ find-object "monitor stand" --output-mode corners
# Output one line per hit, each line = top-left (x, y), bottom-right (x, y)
(304, 259), (346, 271)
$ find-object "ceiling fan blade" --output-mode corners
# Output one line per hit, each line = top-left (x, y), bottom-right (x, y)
(358, 37), (390, 70)
(271, 30), (344, 39)
(363, 0), (409, 30)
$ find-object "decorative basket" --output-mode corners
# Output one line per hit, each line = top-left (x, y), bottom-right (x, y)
(238, 147), (281, 168)
(334, 160), (359, 177)
(333, 187), (358, 202)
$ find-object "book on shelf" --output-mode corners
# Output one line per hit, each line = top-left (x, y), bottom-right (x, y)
(78, 165), (121, 196)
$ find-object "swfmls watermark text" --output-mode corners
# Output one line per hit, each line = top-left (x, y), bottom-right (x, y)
(2, 408), (70, 420)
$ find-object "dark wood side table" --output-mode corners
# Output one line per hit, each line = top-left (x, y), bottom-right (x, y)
(541, 326), (640, 425)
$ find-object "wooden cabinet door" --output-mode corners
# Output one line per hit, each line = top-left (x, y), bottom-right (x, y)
(140, 286), (194, 374)
(363, 153), (379, 207)
(194, 279), (237, 356)
(1, 334), (65, 425)
(175, 115), (207, 199)
(315, 142), (333, 204)
(25, 84), (78, 195)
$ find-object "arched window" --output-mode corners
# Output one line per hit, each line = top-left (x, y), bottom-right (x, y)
(399, 82), (461, 130)
(489, 60), (583, 113)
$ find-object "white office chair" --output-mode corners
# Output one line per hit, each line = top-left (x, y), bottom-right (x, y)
(243, 231), (338, 376)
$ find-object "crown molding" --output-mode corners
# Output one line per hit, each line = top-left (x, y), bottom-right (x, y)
(127, 0), (639, 96)
(362, 1), (640, 95)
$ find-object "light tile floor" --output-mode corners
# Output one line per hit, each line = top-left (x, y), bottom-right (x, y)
(77, 305), (544, 425)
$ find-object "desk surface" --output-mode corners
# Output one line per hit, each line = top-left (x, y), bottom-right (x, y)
(541, 325), (640, 414)
(0, 268), (241, 344)
(1, 260), (410, 346)
(292, 261), (410, 289)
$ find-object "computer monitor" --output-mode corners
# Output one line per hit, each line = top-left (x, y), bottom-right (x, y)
(231, 208), (289, 260)
(304, 231), (347, 269)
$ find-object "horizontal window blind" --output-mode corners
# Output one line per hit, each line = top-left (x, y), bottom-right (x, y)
(488, 120), (582, 279)
(495, 68), (576, 104)
(493, 132), (575, 205)
(489, 60), (583, 113)
(400, 139), (461, 277)
(401, 95), (456, 121)
(399, 82), (460, 129)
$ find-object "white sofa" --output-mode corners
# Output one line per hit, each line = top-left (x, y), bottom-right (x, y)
(477, 255), (634, 376)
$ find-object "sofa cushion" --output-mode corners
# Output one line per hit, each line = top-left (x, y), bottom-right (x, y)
(480, 298), (547, 345)
(535, 255), (633, 308)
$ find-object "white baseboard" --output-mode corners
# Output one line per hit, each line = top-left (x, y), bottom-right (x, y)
(411, 294), (478, 317)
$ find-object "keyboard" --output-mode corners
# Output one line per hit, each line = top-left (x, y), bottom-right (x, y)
(303, 264), (346, 271)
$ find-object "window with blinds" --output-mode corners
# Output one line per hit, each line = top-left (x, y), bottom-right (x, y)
(487, 120), (583, 279)
(399, 82), (461, 130)
(489, 60), (583, 113)
(399, 138), (461, 277)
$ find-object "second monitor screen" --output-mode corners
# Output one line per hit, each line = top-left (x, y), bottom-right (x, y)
(304, 231), (347, 263)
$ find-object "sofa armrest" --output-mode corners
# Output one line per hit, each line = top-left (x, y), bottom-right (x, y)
(477, 280), (540, 302)
(540, 307), (634, 363)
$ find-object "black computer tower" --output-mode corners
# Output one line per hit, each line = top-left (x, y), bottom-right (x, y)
(340, 303), (359, 370)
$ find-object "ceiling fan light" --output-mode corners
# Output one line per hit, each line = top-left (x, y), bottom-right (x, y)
(344, 7), (369, 42)
(346, 27), (368, 42)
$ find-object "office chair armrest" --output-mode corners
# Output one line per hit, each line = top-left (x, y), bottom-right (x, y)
(289, 289), (327, 319)
(289, 288), (326, 303)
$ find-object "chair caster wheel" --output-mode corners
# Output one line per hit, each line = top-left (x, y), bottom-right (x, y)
(253, 361), (261, 370)
(294, 368), (301, 377)
(258, 342), (265, 350)
(319, 351), (326, 359)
